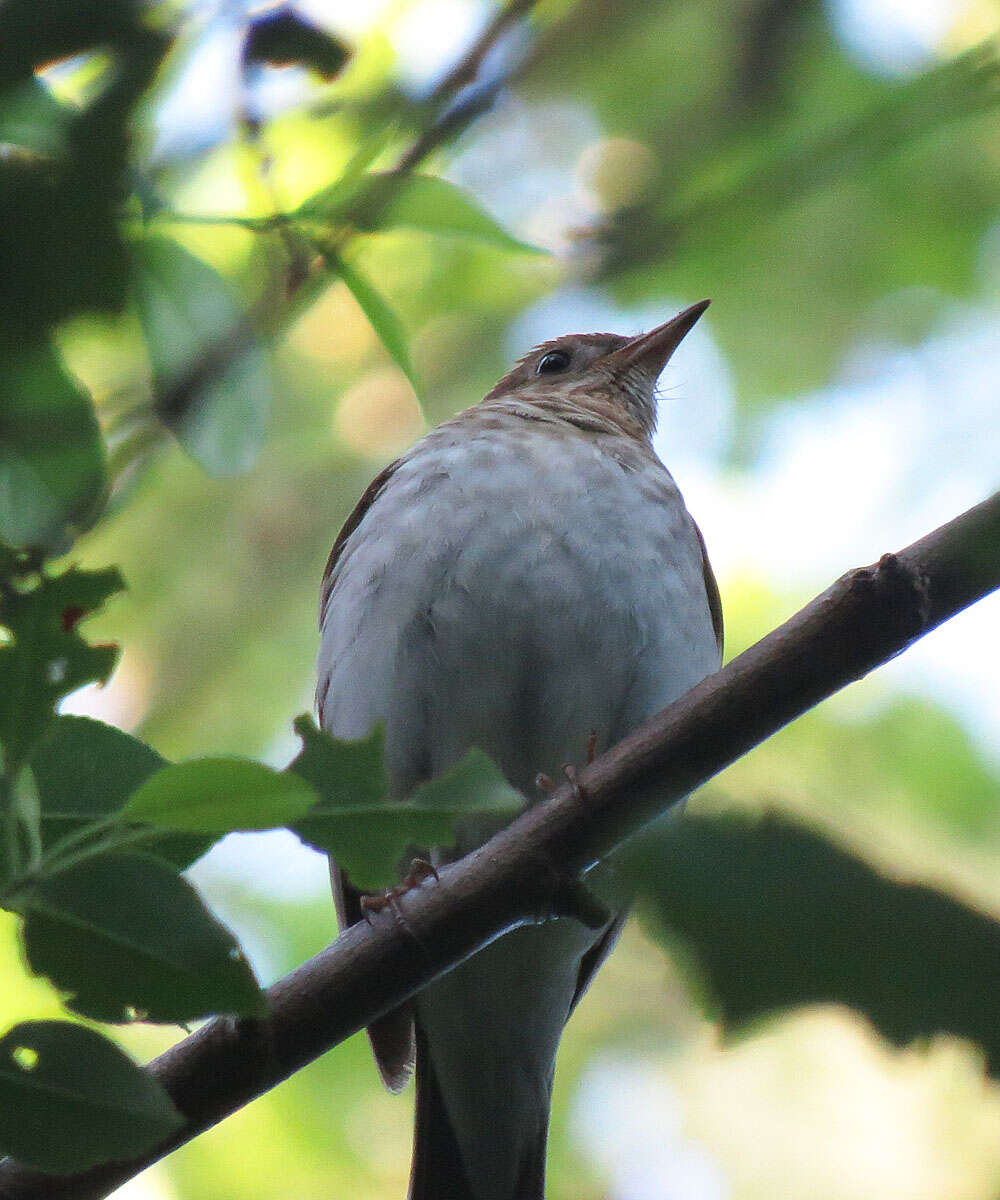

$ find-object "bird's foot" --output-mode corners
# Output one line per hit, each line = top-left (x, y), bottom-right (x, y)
(535, 762), (589, 804)
(402, 857), (439, 888)
(562, 763), (587, 804)
(535, 729), (599, 801)
(359, 858), (439, 924)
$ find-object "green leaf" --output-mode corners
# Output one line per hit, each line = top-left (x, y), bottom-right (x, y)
(299, 173), (540, 254)
(0, 5), (167, 338)
(287, 714), (388, 808)
(374, 174), (541, 254)
(21, 853), (266, 1023)
(406, 748), (524, 817)
(289, 717), (522, 890)
(327, 250), (420, 397)
(0, 565), (123, 770)
(0, 78), (72, 158)
(30, 716), (212, 870)
(624, 812), (1000, 1074)
(0, 1019), (182, 1173)
(123, 757), (317, 833)
(242, 9), (351, 79)
(0, 340), (107, 550)
(133, 236), (271, 477)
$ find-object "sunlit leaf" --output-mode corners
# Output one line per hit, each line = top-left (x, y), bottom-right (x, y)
(123, 757), (316, 833)
(289, 716), (522, 890)
(374, 174), (541, 253)
(21, 853), (266, 1022)
(133, 236), (270, 477)
(300, 172), (539, 253)
(0, 1019), (182, 1173)
(625, 812), (1000, 1074)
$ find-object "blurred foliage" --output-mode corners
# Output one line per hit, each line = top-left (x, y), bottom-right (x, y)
(625, 811), (1000, 1070)
(0, 0), (999, 1194)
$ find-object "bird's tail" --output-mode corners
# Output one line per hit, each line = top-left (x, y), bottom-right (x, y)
(407, 1023), (547, 1200)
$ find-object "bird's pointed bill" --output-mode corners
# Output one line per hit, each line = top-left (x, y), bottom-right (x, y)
(606, 299), (711, 374)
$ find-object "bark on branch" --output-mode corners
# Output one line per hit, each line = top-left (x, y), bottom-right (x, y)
(1, 490), (997, 1199)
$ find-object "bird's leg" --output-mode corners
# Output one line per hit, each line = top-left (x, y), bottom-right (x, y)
(562, 763), (586, 804)
(537, 729), (598, 800)
(359, 857), (438, 944)
(586, 728), (598, 764)
(359, 891), (392, 922)
(402, 857), (439, 888)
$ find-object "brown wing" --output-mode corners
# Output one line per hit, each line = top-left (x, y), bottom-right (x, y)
(318, 456), (402, 632)
(330, 859), (415, 1092)
(692, 519), (724, 658)
(321, 458), (416, 1092)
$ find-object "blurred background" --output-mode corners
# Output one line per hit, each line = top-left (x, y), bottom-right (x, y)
(2, 0), (999, 1195)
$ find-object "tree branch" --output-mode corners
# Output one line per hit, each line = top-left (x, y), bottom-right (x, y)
(1, 491), (996, 1198)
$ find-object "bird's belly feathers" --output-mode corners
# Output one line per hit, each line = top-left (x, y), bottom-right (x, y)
(318, 423), (719, 800)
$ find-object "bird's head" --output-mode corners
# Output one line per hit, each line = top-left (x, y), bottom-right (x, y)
(483, 299), (710, 436)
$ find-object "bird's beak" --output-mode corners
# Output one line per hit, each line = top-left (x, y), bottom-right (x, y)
(605, 299), (711, 376)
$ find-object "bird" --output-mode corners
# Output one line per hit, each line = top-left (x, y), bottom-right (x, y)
(316, 299), (724, 1200)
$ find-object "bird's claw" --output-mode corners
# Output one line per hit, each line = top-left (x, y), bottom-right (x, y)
(537, 730), (598, 801)
(585, 728), (598, 765)
(562, 763), (587, 804)
(359, 858), (439, 925)
(403, 857), (439, 888)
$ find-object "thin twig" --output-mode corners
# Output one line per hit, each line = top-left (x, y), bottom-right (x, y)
(425, 0), (537, 110)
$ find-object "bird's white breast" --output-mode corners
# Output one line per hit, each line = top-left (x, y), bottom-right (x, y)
(318, 412), (719, 802)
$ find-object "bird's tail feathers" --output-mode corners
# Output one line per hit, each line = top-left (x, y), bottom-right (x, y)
(407, 1023), (547, 1200)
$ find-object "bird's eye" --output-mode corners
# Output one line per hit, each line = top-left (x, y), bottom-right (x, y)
(536, 350), (571, 375)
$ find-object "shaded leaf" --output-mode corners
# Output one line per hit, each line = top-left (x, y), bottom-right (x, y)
(0, 565), (122, 770)
(242, 8), (350, 79)
(0, 78), (72, 157)
(0, 340), (106, 550)
(133, 236), (270, 476)
(30, 716), (212, 870)
(0, 1019), (182, 1173)
(407, 748), (523, 817)
(289, 716), (522, 890)
(624, 812), (1000, 1073)
(287, 713), (387, 808)
(21, 853), (266, 1023)
(123, 757), (316, 833)
(0, 1), (168, 336)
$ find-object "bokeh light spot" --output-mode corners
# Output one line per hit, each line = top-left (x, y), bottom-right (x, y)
(334, 367), (426, 458)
